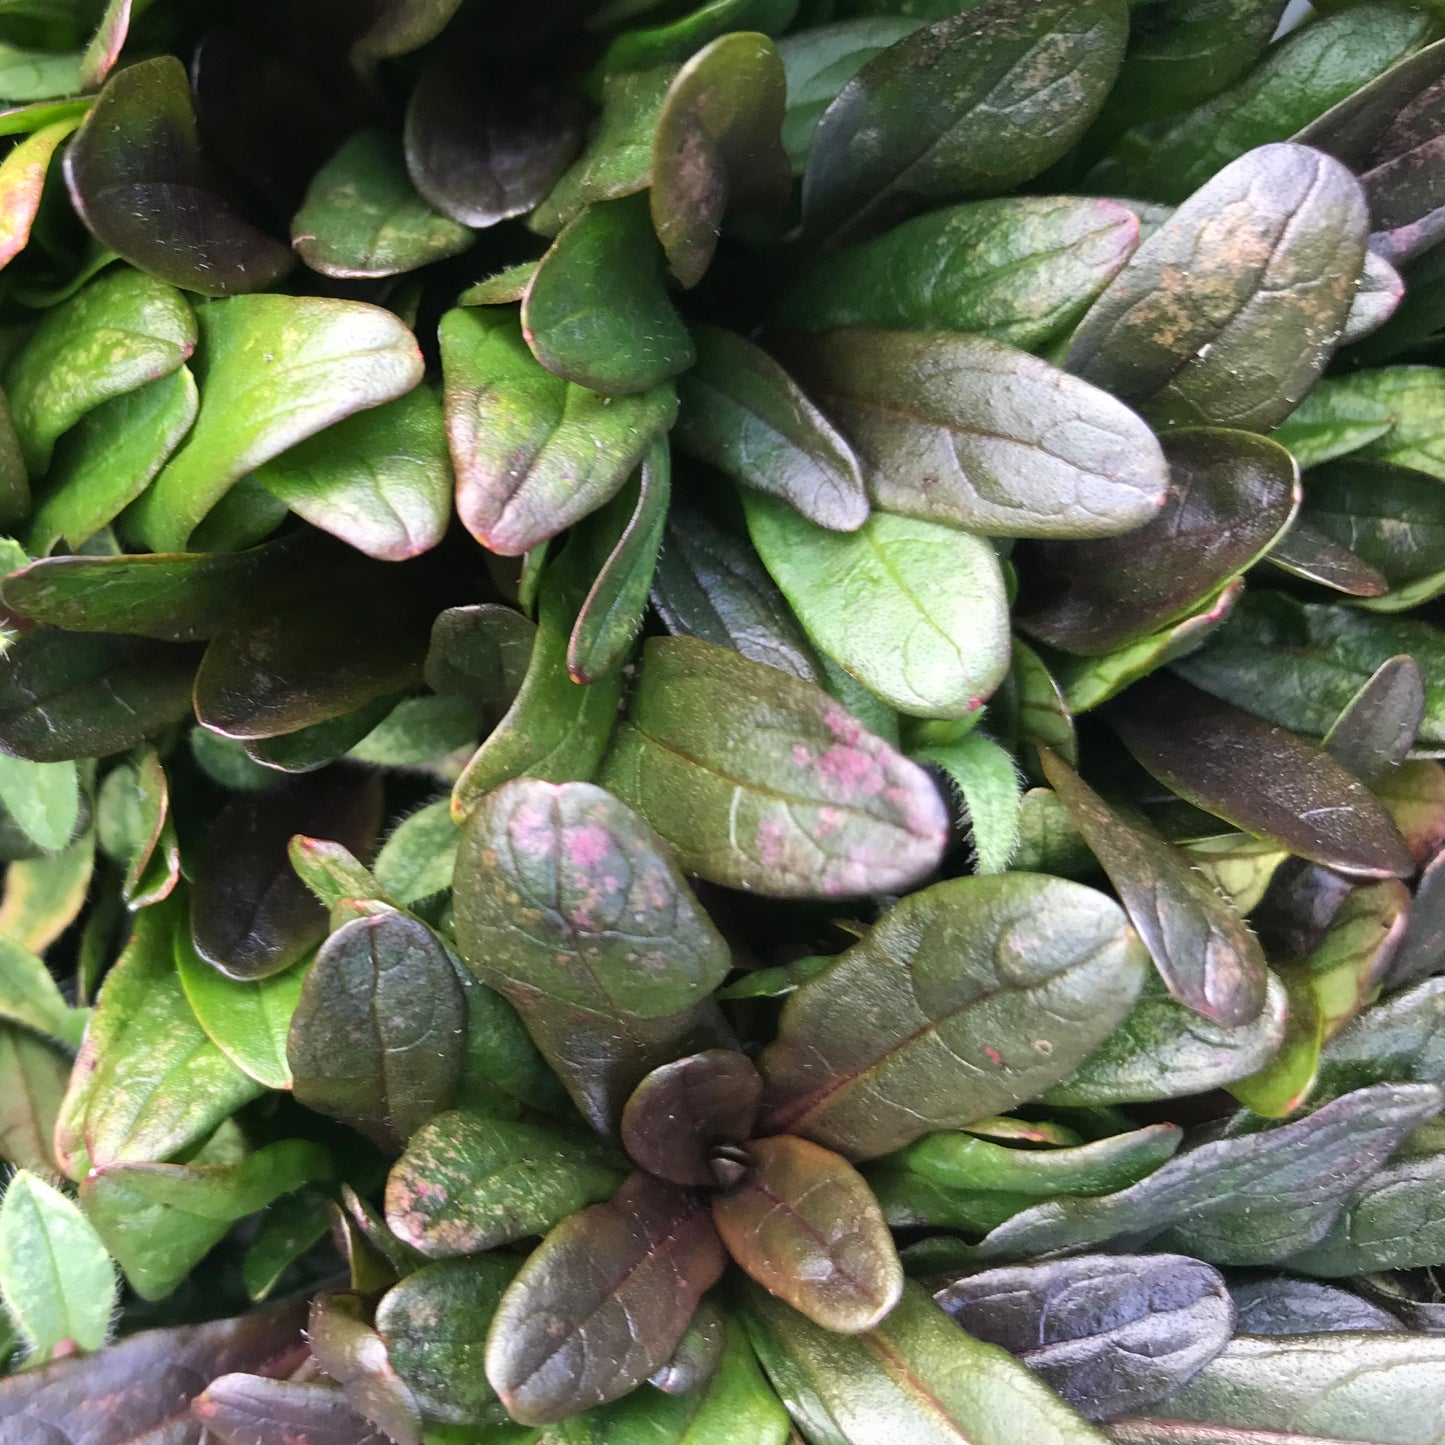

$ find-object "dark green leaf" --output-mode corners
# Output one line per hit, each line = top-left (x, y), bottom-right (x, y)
(355, 0), (464, 61)
(620, 1050), (762, 1187)
(483, 1171), (728, 1425)
(760, 872), (1148, 1159)
(1043, 971), (1289, 1108)
(1324, 655), (1425, 785)
(308, 1293), (423, 1445)
(598, 636), (948, 898)
(193, 1375), (388, 1445)
(453, 777), (731, 1132)
(648, 1297), (727, 1395)
(968, 1083), (1443, 1266)
(933, 1254), (1232, 1421)
(650, 32), (790, 287)
(426, 604), (535, 724)
(288, 908), (467, 1150)
(255, 385), (452, 562)
(0, 627), (199, 762)
(1107, 674), (1414, 880)
(913, 729), (1023, 874)
(1040, 750), (1268, 1026)
(744, 1279), (1111, 1445)
(522, 196), (693, 393)
(81, 1135), (331, 1300)
(1068, 144), (1368, 433)
(802, 0), (1127, 246)
(385, 1110), (623, 1257)
(191, 769), (383, 981)
(1272, 374), (1399, 471)
(62, 57), (294, 297)
(441, 307), (677, 555)
(1019, 429), (1299, 656)
(779, 197), (1138, 349)
(293, 130), (471, 279)
(376, 1254), (517, 1426)
(674, 326), (868, 531)
(784, 327), (1168, 538)
(131, 294), (424, 551)
(746, 495), (1009, 720)
(4, 265), (194, 474)
(567, 440), (670, 685)
(1315, 977), (1445, 1103)
(866, 1123), (1181, 1233)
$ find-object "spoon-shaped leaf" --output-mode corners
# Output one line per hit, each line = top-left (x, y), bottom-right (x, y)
(193, 1376), (388, 1445)
(1106, 673), (1414, 880)
(62, 57), (294, 297)
(802, 0), (1127, 247)
(759, 872), (1148, 1159)
(453, 778), (732, 1133)
(675, 325), (868, 531)
(713, 1134), (902, 1333)
(784, 327), (1168, 538)
(441, 306), (677, 556)
(1040, 749), (1268, 1027)
(484, 1171), (727, 1425)
(132, 294), (424, 551)
(598, 636), (948, 898)
(746, 494), (1010, 720)
(1067, 144), (1369, 433)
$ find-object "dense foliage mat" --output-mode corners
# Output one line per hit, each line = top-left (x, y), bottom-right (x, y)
(9, 0), (1445, 1440)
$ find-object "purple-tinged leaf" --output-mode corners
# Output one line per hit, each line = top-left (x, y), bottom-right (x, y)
(193, 1374), (388, 1445)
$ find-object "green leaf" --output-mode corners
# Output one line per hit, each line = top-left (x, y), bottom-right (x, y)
(1305, 878), (1411, 1042)
(287, 908), (467, 1151)
(0, 827), (94, 956)
(1040, 749), (1268, 1027)
(934, 1254), (1232, 1422)
(0, 1026), (70, 1173)
(81, 1135), (331, 1300)
(1086, 5), (1436, 203)
(288, 836), (383, 912)
(62, 56), (294, 297)
(674, 326), (868, 531)
(1107, 673), (1414, 880)
(453, 777), (731, 1132)
(26, 367), (199, 553)
(785, 327), (1168, 538)
(968, 1083), (1443, 1266)
(0, 1171), (114, 1362)
(376, 1255), (517, 1426)
(1228, 962), (1326, 1119)
(3, 265), (194, 474)
(293, 130), (471, 279)
(1156, 1331), (1445, 1444)
(1272, 373), (1399, 471)
(1315, 976), (1445, 1103)
(98, 749), (179, 908)
(865, 1123), (1181, 1233)
(374, 799), (460, 906)
(780, 197), (1138, 350)
(1068, 144), (1368, 434)
(598, 636), (948, 898)
(190, 770), (383, 981)
(713, 1134), (902, 1333)
(3, 545), (276, 642)
(0, 755), (77, 852)
(441, 307), (677, 556)
(567, 439), (670, 684)
(386, 1110), (624, 1258)
(242, 1185), (333, 1301)
(746, 496), (1009, 720)
(175, 922), (306, 1091)
(1020, 429), (1299, 655)
(650, 32), (790, 287)
(0, 45), (80, 104)
(1043, 971), (1290, 1108)
(650, 501), (824, 683)
(0, 627), (200, 762)
(776, 17), (920, 169)
(620, 1050), (763, 1187)
(0, 116), (79, 280)
(594, 0), (798, 79)
(759, 872), (1148, 1159)
(254, 385), (452, 562)
(522, 196), (693, 393)
(451, 547), (624, 820)
(309, 1292), (423, 1445)
(1175, 590), (1445, 749)
(483, 1171), (728, 1425)
(0, 933), (76, 1045)
(1325, 655), (1426, 785)
(801, 0), (1127, 246)
(744, 1280), (1110, 1445)
(131, 294), (424, 551)
(426, 604), (535, 724)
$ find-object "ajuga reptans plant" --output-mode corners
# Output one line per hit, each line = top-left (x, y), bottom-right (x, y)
(7, 0), (1445, 1441)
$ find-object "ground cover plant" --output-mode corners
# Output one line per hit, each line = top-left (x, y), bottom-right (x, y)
(10, 0), (1445, 1439)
